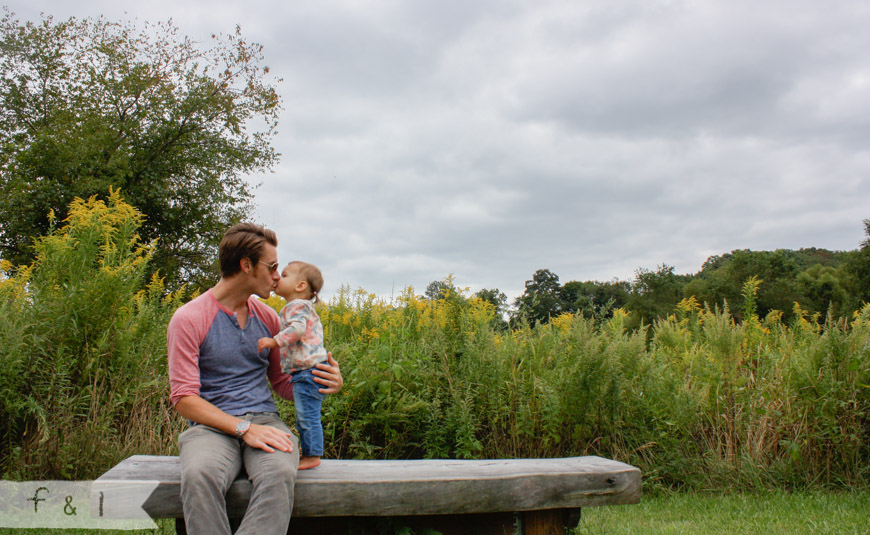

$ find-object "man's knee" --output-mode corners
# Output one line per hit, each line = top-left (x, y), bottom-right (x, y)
(273, 458), (297, 482)
(180, 444), (239, 496)
(182, 458), (233, 496)
(248, 453), (296, 494)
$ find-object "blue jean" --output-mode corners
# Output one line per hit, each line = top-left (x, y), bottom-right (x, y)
(291, 368), (326, 456)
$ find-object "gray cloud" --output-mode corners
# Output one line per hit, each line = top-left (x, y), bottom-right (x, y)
(7, 0), (870, 303)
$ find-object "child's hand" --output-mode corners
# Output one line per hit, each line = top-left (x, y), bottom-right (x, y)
(258, 337), (278, 352)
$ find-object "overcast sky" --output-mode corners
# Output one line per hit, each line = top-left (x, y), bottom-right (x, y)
(7, 0), (870, 302)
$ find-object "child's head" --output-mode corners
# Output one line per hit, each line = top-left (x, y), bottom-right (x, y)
(276, 261), (324, 302)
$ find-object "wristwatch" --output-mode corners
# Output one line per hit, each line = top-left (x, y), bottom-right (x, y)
(235, 420), (251, 438)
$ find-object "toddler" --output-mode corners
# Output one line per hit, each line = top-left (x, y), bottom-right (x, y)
(258, 261), (328, 470)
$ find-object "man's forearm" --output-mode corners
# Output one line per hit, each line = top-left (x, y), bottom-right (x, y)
(174, 395), (243, 436)
(175, 395), (295, 453)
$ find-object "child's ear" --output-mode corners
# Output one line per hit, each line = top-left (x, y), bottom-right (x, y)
(296, 280), (308, 292)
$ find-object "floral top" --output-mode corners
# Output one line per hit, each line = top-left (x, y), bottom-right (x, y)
(274, 298), (328, 373)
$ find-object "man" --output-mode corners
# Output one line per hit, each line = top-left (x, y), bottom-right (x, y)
(167, 223), (343, 534)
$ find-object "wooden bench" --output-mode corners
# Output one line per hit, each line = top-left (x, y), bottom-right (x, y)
(94, 455), (641, 534)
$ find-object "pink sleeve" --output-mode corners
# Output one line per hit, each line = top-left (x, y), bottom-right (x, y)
(268, 349), (294, 400)
(167, 304), (209, 406)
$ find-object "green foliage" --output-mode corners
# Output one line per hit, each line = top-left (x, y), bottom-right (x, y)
(0, 191), (183, 479)
(844, 219), (870, 306)
(796, 265), (848, 317)
(687, 249), (856, 322)
(472, 287), (507, 315)
(651, 294), (869, 489)
(0, 10), (281, 291)
(2, 203), (868, 492)
(524, 238), (865, 329)
(310, 285), (868, 491)
(423, 278), (457, 301)
(561, 279), (630, 321)
(513, 268), (564, 325)
(629, 264), (690, 325)
(472, 287), (509, 331)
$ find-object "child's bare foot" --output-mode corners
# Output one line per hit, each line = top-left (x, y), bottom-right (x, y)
(299, 456), (321, 470)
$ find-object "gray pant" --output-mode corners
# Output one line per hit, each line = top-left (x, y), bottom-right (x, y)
(179, 412), (300, 535)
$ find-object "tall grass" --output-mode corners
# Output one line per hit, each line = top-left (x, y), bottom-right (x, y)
(283, 281), (870, 491)
(1, 195), (866, 491)
(0, 191), (184, 480)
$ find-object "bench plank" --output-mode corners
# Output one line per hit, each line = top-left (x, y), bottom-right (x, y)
(94, 455), (640, 519)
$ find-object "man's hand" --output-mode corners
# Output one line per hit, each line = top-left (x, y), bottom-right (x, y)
(311, 353), (343, 394)
(241, 423), (295, 453)
(258, 337), (278, 352)
(174, 396), (293, 453)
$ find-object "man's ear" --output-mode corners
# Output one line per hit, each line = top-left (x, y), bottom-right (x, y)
(241, 258), (252, 274)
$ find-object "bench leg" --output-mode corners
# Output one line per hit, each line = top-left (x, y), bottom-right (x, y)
(521, 508), (582, 535)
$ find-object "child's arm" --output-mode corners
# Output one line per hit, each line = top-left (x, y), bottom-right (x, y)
(257, 337), (278, 352)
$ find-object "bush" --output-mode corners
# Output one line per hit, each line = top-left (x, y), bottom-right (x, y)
(0, 190), (184, 479)
(294, 280), (870, 491)
(2, 220), (867, 492)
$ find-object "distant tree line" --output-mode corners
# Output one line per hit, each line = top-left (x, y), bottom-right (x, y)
(426, 220), (870, 328)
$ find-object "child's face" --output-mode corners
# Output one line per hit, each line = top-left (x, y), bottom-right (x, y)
(275, 264), (308, 300)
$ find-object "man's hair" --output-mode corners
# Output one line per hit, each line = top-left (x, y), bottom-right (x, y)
(219, 223), (278, 278)
(288, 261), (324, 303)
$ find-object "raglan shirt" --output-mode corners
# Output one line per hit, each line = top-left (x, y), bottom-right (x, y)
(167, 289), (294, 415)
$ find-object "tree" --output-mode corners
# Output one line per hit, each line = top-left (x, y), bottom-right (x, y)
(0, 11), (281, 290)
(425, 278), (459, 301)
(473, 287), (509, 330)
(628, 264), (690, 323)
(474, 288), (508, 314)
(561, 279), (630, 320)
(796, 264), (848, 317)
(845, 219), (870, 306)
(0, 191), (182, 478)
(686, 250), (817, 321)
(513, 268), (563, 325)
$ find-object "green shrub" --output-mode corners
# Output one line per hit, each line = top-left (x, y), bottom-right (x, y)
(0, 190), (184, 479)
(2, 216), (867, 493)
(304, 281), (868, 491)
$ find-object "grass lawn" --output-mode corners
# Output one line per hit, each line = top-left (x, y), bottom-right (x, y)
(2, 491), (867, 534)
(574, 490), (870, 535)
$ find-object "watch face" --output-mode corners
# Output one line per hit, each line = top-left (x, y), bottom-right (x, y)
(237, 421), (250, 436)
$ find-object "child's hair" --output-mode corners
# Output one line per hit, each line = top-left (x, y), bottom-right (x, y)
(289, 261), (324, 303)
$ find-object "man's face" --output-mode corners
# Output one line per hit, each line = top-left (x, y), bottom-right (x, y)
(250, 243), (280, 298)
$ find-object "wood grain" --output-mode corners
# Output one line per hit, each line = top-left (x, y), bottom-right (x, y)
(94, 455), (641, 519)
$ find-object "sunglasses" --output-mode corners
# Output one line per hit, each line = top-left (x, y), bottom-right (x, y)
(258, 260), (280, 273)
